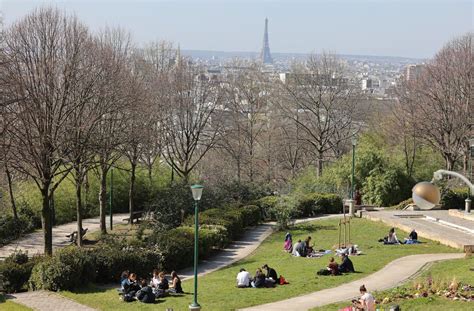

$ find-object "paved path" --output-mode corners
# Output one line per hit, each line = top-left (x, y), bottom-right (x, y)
(8, 291), (96, 311)
(241, 253), (465, 311)
(0, 213), (128, 258)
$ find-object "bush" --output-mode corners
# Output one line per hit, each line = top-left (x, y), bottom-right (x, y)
(272, 196), (298, 230)
(256, 196), (279, 220)
(0, 251), (42, 293)
(93, 244), (162, 283)
(296, 193), (343, 216)
(0, 215), (35, 246)
(389, 198), (414, 210)
(440, 188), (472, 210)
(29, 247), (96, 291)
(362, 168), (414, 207)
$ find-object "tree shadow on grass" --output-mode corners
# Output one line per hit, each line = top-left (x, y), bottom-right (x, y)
(294, 224), (338, 232)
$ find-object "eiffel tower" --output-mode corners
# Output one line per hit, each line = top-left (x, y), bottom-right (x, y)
(260, 18), (273, 64)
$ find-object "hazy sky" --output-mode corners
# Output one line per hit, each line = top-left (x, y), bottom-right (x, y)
(2, 0), (473, 58)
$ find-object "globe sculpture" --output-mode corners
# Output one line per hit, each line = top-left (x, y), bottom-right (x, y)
(412, 182), (441, 210)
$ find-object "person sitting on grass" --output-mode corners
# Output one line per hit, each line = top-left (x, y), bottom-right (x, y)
(383, 228), (400, 244)
(120, 270), (129, 290)
(284, 232), (293, 253)
(328, 257), (340, 275)
(352, 284), (375, 311)
(236, 268), (252, 288)
(303, 236), (314, 256)
(251, 268), (266, 288)
(169, 271), (183, 294)
(157, 272), (169, 290)
(293, 239), (303, 257)
(404, 229), (419, 244)
(136, 279), (155, 303)
(122, 273), (140, 302)
(262, 264), (278, 284)
(338, 253), (355, 273)
(150, 269), (160, 289)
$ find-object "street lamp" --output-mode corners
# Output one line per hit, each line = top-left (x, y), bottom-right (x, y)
(350, 135), (358, 200)
(189, 184), (204, 311)
(469, 138), (474, 181)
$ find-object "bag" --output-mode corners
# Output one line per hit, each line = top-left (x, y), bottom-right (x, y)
(279, 275), (289, 285)
(122, 293), (135, 302)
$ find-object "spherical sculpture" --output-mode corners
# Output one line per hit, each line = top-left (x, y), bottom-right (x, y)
(412, 182), (441, 210)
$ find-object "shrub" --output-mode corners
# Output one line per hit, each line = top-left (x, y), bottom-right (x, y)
(0, 215), (34, 246)
(239, 205), (261, 227)
(150, 228), (194, 272)
(0, 251), (42, 293)
(296, 193), (343, 216)
(29, 247), (96, 291)
(256, 196), (279, 220)
(389, 198), (414, 210)
(272, 196), (298, 230)
(440, 188), (472, 210)
(93, 244), (162, 283)
(362, 168), (414, 207)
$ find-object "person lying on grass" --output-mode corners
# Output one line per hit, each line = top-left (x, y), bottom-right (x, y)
(169, 271), (184, 294)
(236, 268), (252, 288)
(338, 253), (355, 273)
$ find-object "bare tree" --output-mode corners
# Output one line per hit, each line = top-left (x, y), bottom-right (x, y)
(1, 8), (97, 254)
(398, 33), (473, 171)
(161, 60), (222, 183)
(278, 52), (362, 176)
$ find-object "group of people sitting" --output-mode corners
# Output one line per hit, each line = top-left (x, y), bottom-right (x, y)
(285, 233), (319, 257)
(236, 264), (286, 288)
(317, 253), (355, 276)
(379, 228), (419, 245)
(119, 269), (183, 303)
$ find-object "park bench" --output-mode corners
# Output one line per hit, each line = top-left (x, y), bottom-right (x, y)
(122, 211), (144, 224)
(66, 228), (88, 244)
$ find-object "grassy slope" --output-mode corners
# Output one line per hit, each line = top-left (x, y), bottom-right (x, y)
(312, 256), (474, 311)
(1, 300), (33, 311)
(61, 218), (458, 311)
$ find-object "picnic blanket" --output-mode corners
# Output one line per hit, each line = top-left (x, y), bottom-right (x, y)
(307, 250), (332, 258)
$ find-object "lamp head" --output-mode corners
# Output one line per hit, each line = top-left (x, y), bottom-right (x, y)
(412, 182), (440, 210)
(190, 184), (204, 201)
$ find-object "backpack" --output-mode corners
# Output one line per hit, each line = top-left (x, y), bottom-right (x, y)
(279, 275), (289, 285)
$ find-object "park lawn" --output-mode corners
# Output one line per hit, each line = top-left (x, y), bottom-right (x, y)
(61, 218), (459, 311)
(312, 256), (474, 311)
(1, 300), (32, 311)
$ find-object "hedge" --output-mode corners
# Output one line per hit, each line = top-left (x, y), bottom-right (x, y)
(441, 188), (472, 210)
(0, 251), (42, 293)
(296, 193), (342, 216)
(255, 196), (279, 220)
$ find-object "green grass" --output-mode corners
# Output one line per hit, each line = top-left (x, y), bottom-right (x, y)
(0, 300), (32, 311)
(61, 218), (459, 311)
(312, 256), (474, 311)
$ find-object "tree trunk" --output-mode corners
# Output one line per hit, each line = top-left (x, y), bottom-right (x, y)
(129, 161), (136, 225)
(316, 152), (324, 177)
(99, 164), (108, 234)
(4, 164), (18, 220)
(75, 166), (83, 247)
(445, 155), (455, 171)
(41, 187), (53, 256)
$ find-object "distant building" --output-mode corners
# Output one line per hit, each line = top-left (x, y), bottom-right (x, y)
(260, 18), (273, 65)
(405, 64), (425, 82)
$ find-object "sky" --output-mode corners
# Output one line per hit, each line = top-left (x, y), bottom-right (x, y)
(1, 0), (473, 58)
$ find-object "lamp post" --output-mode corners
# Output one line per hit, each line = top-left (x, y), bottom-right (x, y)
(190, 184), (203, 311)
(469, 138), (474, 182)
(350, 135), (358, 200)
(109, 167), (114, 230)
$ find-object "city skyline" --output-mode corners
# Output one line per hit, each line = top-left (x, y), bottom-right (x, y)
(1, 0), (473, 58)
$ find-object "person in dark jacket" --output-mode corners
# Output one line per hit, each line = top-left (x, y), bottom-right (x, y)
(122, 273), (140, 302)
(136, 279), (155, 303)
(262, 264), (278, 283)
(252, 268), (266, 288)
(338, 253), (355, 273)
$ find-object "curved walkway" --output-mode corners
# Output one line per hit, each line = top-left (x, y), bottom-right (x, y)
(241, 253), (465, 311)
(0, 213), (127, 258)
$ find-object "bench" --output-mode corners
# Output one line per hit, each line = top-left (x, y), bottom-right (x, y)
(66, 228), (88, 244)
(123, 211), (144, 224)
